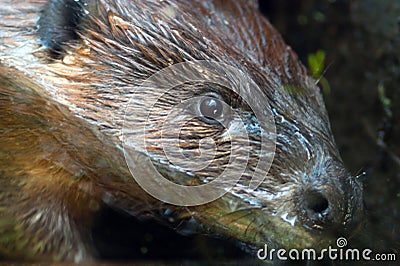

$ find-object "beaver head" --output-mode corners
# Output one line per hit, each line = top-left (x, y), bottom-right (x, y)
(0, 0), (363, 261)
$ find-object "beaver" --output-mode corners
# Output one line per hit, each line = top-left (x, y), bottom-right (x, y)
(0, 0), (363, 262)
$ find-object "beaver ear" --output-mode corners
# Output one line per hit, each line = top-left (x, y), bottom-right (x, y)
(38, 0), (89, 54)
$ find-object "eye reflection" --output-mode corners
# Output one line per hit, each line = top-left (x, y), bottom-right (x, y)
(199, 97), (223, 120)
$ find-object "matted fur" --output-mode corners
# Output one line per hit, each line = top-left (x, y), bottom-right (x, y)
(0, 0), (363, 262)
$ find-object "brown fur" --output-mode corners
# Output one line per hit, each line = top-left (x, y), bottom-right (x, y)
(0, 0), (363, 262)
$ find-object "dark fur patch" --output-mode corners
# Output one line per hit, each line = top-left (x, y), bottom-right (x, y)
(38, 0), (88, 53)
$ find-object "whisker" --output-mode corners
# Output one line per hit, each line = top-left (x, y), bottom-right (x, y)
(244, 215), (257, 237)
(315, 60), (334, 85)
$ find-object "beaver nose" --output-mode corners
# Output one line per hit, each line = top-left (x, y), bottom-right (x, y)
(300, 187), (364, 234)
(297, 186), (352, 230)
(299, 176), (365, 232)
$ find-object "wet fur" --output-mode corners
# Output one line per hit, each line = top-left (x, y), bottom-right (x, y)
(0, 0), (363, 262)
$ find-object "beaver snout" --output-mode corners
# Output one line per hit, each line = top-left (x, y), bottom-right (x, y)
(297, 174), (364, 233)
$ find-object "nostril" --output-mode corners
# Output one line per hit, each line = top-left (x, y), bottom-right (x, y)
(306, 192), (329, 213)
(303, 191), (330, 221)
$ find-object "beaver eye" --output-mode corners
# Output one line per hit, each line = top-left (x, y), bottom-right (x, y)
(198, 96), (224, 123)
